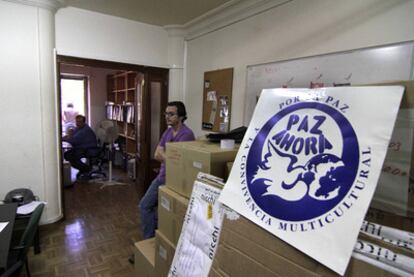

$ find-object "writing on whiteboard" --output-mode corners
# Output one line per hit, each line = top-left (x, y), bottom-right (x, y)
(388, 141), (401, 152)
(381, 164), (407, 177)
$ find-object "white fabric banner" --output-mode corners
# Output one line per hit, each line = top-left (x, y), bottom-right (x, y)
(169, 176), (224, 277)
(219, 87), (404, 275)
(353, 239), (414, 275)
(361, 220), (414, 251)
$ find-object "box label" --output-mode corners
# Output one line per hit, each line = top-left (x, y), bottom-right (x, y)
(161, 195), (171, 212)
(193, 161), (203, 169)
(159, 245), (167, 260)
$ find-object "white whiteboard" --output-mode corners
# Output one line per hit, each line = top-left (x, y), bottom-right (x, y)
(245, 41), (414, 125)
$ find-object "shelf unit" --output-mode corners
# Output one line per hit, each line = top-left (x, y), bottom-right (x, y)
(106, 71), (137, 161)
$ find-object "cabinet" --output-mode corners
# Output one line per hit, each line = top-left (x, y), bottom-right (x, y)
(106, 71), (138, 157)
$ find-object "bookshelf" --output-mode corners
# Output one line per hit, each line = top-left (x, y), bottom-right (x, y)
(106, 66), (169, 188)
(106, 71), (137, 159)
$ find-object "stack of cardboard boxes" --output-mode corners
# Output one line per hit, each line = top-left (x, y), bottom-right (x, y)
(133, 140), (239, 277)
(211, 212), (414, 277)
(133, 140), (413, 277)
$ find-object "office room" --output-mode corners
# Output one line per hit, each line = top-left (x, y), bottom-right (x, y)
(1, 0), (414, 276)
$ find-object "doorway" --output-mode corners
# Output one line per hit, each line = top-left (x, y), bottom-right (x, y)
(56, 55), (169, 217)
(60, 76), (87, 135)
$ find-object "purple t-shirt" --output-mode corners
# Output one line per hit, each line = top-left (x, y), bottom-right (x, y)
(157, 124), (195, 183)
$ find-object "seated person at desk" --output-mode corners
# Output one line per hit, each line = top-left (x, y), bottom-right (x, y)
(62, 115), (97, 180)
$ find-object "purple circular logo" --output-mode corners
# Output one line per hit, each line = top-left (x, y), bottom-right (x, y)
(246, 102), (359, 221)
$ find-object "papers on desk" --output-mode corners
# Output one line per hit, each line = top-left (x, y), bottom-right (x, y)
(0, 222), (8, 233)
(17, 201), (47, 215)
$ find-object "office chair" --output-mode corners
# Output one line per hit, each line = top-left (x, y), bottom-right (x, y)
(85, 142), (108, 179)
(4, 189), (41, 255)
(1, 203), (44, 277)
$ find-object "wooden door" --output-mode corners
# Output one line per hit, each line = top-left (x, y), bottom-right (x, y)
(135, 73), (149, 193)
(135, 68), (169, 192)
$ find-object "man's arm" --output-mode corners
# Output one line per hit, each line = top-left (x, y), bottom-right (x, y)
(154, 145), (166, 162)
(62, 128), (74, 142)
(63, 127), (94, 147)
(65, 129), (84, 146)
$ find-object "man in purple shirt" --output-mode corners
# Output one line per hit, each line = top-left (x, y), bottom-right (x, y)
(139, 101), (195, 240)
(62, 115), (97, 180)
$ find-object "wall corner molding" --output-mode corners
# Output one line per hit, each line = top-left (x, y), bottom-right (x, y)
(164, 25), (186, 37)
(182, 0), (292, 41)
(3, 0), (66, 11)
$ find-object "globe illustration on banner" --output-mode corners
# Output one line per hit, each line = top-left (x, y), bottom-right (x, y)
(246, 102), (360, 222)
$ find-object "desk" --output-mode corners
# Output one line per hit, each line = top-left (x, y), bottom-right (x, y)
(0, 203), (17, 270)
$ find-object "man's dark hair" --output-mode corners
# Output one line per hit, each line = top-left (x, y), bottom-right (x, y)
(76, 115), (86, 123)
(168, 101), (187, 122)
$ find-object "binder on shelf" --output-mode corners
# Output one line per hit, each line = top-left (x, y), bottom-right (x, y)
(124, 102), (135, 123)
(118, 105), (124, 121)
(111, 105), (124, 121)
(105, 101), (115, 120)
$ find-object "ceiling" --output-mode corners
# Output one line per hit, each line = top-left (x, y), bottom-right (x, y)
(65, 0), (233, 26)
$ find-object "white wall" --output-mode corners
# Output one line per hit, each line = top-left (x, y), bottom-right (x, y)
(56, 7), (169, 68)
(0, 1), (42, 197)
(0, 0), (61, 223)
(185, 0), (414, 137)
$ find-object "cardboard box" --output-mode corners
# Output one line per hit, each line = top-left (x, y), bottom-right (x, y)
(208, 267), (228, 277)
(214, 243), (279, 277)
(224, 162), (233, 181)
(158, 186), (189, 245)
(343, 258), (400, 277)
(166, 140), (238, 197)
(222, 215), (321, 272)
(155, 230), (176, 277)
(134, 238), (155, 277)
(209, 253), (228, 277)
(220, 222), (320, 276)
(219, 214), (403, 277)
